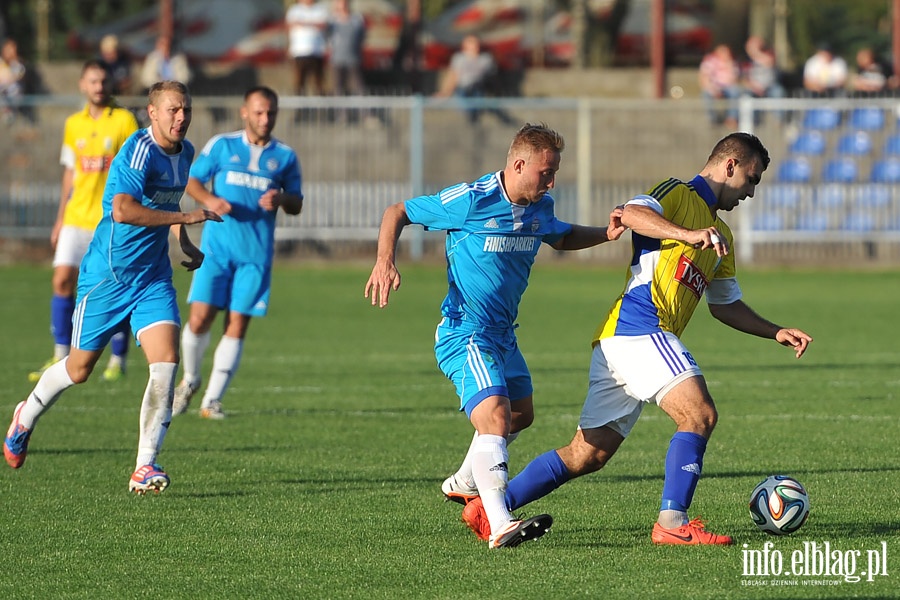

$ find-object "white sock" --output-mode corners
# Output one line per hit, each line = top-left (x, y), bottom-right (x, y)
(53, 344), (70, 361)
(658, 509), (689, 529)
(470, 434), (514, 534)
(200, 336), (243, 409)
(180, 326), (211, 388)
(19, 358), (75, 429)
(454, 429), (519, 489)
(106, 353), (124, 369)
(136, 362), (176, 469)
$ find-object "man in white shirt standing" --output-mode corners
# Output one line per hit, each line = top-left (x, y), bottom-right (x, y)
(286, 0), (329, 97)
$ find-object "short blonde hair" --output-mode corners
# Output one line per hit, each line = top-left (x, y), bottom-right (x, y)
(148, 80), (191, 107)
(508, 122), (565, 160)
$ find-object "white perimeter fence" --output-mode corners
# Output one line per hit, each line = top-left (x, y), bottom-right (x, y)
(3, 94), (900, 264)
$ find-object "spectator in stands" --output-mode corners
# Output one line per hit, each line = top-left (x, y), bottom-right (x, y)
(139, 34), (191, 93)
(803, 43), (847, 97)
(851, 47), (890, 96)
(0, 38), (26, 124)
(392, 0), (422, 93)
(742, 36), (784, 100)
(698, 44), (741, 128)
(98, 34), (133, 96)
(435, 34), (514, 126)
(286, 0), (329, 97)
(328, 0), (366, 98)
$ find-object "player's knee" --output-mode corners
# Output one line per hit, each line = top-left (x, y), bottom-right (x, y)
(510, 410), (534, 432)
(66, 363), (94, 384)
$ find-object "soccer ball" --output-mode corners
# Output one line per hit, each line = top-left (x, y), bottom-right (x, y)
(748, 475), (810, 535)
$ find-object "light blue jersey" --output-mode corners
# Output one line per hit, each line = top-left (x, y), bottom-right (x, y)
(190, 131), (302, 267)
(405, 171), (572, 329)
(81, 128), (194, 288)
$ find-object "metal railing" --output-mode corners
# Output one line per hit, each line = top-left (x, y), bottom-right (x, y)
(3, 94), (900, 263)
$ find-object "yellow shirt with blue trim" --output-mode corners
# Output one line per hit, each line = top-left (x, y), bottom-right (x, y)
(60, 103), (139, 230)
(594, 175), (740, 342)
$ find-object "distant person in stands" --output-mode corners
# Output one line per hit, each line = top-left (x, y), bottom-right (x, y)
(698, 44), (741, 128)
(741, 36), (784, 100)
(0, 38), (27, 124)
(140, 34), (191, 92)
(328, 0), (366, 97)
(803, 44), (847, 97)
(286, 0), (329, 96)
(851, 47), (890, 95)
(98, 34), (133, 96)
(435, 34), (514, 126)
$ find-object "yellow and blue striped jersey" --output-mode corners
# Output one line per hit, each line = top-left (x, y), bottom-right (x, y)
(60, 103), (139, 230)
(594, 175), (738, 342)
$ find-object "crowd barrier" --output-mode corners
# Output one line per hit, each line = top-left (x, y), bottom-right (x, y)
(3, 94), (900, 263)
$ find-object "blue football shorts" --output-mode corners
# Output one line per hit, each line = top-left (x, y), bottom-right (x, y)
(72, 276), (180, 351)
(433, 317), (533, 417)
(187, 255), (271, 317)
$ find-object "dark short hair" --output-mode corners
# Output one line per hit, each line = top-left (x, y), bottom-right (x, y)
(708, 132), (770, 170)
(244, 85), (278, 105)
(81, 59), (108, 75)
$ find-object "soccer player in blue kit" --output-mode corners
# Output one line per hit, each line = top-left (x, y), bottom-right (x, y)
(172, 86), (303, 420)
(365, 123), (626, 548)
(4, 81), (222, 494)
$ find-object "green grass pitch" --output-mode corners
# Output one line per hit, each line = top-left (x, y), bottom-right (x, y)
(0, 262), (897, 599)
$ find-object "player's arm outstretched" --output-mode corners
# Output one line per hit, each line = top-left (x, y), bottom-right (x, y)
(365, 202), (411, 308)
(551, 206), (627, 250)
(623, 203), (729, 257)
(708, 300), (813, 359)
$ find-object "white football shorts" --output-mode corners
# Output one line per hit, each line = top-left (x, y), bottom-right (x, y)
(578, 331), (703, 438)
(53, 225), (93, 268)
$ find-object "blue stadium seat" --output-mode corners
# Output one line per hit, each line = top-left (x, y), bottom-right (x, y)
(822, 158), (858, 183)
(842, 211), (876, 232)
(763, 184), (803, 209)
(836, 131), (873, 156)
(815, 184), (847, 208)
(753, 213), (785, 231)
(796, 212), (830, 231)
(850, 183), (892, 208)
(789, 130), (826, 155)
(870, 158), (900, 183)
(883, 134), (900, 156)
(803, 107), (841, 130)
(777, 157), (812, 183)
(849, 107), (885, 130)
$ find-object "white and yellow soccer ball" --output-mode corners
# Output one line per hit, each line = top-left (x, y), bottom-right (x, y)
(749, 475), (810, 535)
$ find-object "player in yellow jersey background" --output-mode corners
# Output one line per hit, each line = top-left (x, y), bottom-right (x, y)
(29, 60), (139, 382)
(460, 132), (814, 547)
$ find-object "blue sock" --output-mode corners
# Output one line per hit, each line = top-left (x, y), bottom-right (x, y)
(505, 450), (570, 511)
(660, 431), (708, 512)
(50, 295), (75, 346)
(110, 325), (130, 358)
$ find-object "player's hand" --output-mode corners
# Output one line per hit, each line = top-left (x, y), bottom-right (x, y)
(258, 189), (279, 212)
(206, 197), (232, 216)
(689, 227), (728, 257)
(364, 261), (401, 308)
(607, 205), (627, 241)
(775, 328), (813, 359)
(50, 220), (63, 250)
(183, 208), (223, 225)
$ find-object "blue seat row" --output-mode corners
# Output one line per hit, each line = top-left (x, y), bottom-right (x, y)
(777, 156), (900, 183)
(802, 107), (887, 131)
(789, 129), (900, 157)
